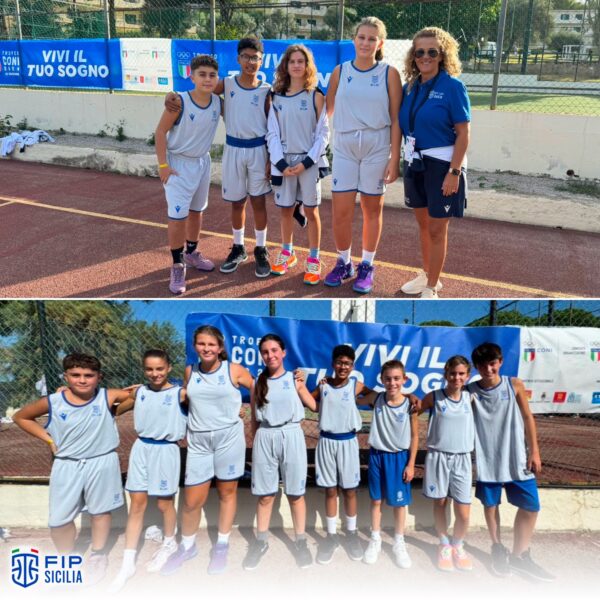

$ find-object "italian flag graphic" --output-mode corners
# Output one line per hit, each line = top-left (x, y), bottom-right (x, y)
(523, 348), (535, 362)
(152, 51), (159, 59)
(179, 64), (191, 77)
(591, 348), (600, 362)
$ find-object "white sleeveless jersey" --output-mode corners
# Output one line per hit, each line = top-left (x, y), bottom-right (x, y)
(333, 61), (391, 133)
(223, 76), (270, 139)
(318, 378), (362, 434)
(133, 385), (187, 442)
(167, 92), (221, 158)
(45, 388), (119, 459)
(426, 389), (474, 453)
(272, 89), (318, 154)
(467, 376), (534, 482)
(255, 371), (305, 427)
(186, 361), (242, 432)
(368, 393), (411, 452)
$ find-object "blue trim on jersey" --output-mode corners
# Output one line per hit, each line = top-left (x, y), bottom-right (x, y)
(187, 92), (213, 111)
(357, 189), (385, 197)
(61, 388), (100, 409)
(225, 134), (266, 148)
(188, 208), (205, 213)
(139, 436), (178, 445)
(185, 476), (214, 487)
(267, 370), (288, 382)
(442, 389), (463, 403)
(475, 378), (503, 392)
(45, 396), (52, 429)
(350, 60), (380, 73)
(274, 89), (307, 98)
(198, 360), (224, 376)
(333, 187), (359, 193)
(223, 195), (249, 203)
(320, 431), (356, 441)
(385, 65), (389, 95)
(234, 76), (265, 91)
(174, 94), (184, 126)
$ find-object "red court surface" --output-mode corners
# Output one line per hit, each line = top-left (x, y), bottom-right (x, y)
(1, 162), (599, 298)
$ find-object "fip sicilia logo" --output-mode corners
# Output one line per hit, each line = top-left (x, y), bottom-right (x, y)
(10, 547), (83, 588)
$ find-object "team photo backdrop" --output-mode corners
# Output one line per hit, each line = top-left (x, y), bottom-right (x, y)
(185, 313), (600, 415)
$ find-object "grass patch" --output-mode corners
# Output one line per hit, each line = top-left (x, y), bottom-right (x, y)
(469, 92), (600, 116)
(555, 179), (600, 198)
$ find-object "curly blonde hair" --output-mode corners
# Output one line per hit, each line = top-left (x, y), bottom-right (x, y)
(354, 16), (387, 61)
(403, 27), (462, 90)
(272, 44), (318, 95)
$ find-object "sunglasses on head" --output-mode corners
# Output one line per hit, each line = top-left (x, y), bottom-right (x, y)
(415, 48), (440, 59)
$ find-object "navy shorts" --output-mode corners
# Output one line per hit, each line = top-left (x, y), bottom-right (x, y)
(403, 156), (467, 218)
(368, 448), (412, 507)
(475, 479), (540, 512)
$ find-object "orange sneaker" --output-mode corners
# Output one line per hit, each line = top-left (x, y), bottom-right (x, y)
(303, 257), (321, 285)
(437, 544), (454, 572)
(452, 544), (473, 571)
(271, 249), (297, 276)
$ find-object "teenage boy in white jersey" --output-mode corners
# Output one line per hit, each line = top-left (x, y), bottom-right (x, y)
(156, 54), (222, 295)
(468, 342), (554, 581)
(13, 353), (132, 586)
(166, 38), (272, 278)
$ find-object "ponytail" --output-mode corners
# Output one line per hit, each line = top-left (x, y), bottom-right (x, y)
(254, 369), (270, 409)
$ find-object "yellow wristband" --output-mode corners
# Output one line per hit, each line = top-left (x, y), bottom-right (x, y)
(158, 163), (169, 169)
(46, 438), (54, 445)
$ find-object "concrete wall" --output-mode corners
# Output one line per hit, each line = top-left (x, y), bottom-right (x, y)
(2, 484), (599, 531)
(1, 87), (599, 179)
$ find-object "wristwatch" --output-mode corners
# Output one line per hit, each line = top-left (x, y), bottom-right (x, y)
(448, 167), (461, 176)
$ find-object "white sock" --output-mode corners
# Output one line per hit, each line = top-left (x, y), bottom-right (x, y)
(181, 534), (196, 550)
(394, 533), (405, 544)
(370, 530), (381, 541)
(163, 535), (176, 546)
(325, 516), (337, 535)
(233, 227), (245, 246)
(361, 250), (376, 265)
(255, 228), (267, 247)
(345, 514), (357, 532)
(122, 549), (136, 570)
(339, 248), (351, 264)
(217, 531), (230, 545)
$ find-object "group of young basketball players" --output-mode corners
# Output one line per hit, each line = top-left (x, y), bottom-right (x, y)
(13, 325), (554, 589)
(156, 16), (470, 298)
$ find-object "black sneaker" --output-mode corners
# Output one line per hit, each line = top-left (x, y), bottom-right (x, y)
(345, 530), (363, 561)
(242, 540), (268, 571)
(254, 246), (270, 278)
(293, 538), (312, 569)
(220, 244), (248, 273)
(509, 549), (555, 581)
(491, 543), (511, 577)
(293, 202), (308, 228)
(316, 533), (339, 565)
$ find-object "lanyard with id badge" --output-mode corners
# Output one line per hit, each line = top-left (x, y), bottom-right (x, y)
(403, 72), (441, 169)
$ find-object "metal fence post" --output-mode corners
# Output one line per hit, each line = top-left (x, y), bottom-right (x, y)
(36, 301), (62, 396)
(489, 300), (498, 326)
(490, 0), (509, 110)
(15, 0), (23, 40)
(520, 0), (534, 74)
(210, 0), (216, 44)
(338, 0), (345, 40)
(103, 0), (111, 40)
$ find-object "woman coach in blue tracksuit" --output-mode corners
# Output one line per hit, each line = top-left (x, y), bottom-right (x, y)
(399, 27), (471, 298)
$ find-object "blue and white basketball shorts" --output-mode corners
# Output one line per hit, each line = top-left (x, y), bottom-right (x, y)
(368, 448), (412, 507)
(315, 435), (360, 489)
(222, 144), (271, 201)
(273, 154), (321, 208)
(49, 451), (124, 527)
(164, 152), (211, 219)
(185, 419), (245, 486)
(403, 155), (467, 218)
(475, 478), (540, 512)
(125, 438), (181, 497)
(251, 422), (307, 497)
(423, 450), (473, 505)
(332, 127), (390, 196)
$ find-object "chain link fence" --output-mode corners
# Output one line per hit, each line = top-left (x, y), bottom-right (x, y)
(1, 0), (599, 114)
(1, 299), (599, 485)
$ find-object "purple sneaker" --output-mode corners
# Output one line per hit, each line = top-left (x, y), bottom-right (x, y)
(207, 543), (229, 575)
(160, 543), (198, 576)
(324, 258), (355, 287)
(169, 263), (186, 295)
(184, 250), (215, 272)
(352, 261), (374, 294)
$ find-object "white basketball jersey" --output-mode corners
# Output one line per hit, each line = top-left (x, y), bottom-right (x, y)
(272, 89), (318, 154)
(426, 389), (474, 453)
(255, 371), (305, 427)
(133, 385), (187, 442)
(368, 393), (411, 452)
(318, 378), (362, 434)
(223, 76), (270, 139)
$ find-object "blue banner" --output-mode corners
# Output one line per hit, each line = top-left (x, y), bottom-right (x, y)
(14, 39), (122, 89)
(0, 41), (22, 85)
(185, 313), (520, 398)
(172, 39), (342, 92)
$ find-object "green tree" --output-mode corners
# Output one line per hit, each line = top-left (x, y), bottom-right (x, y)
(467, 310), (540, 327)
(505, 0), (555, 50)
(142, 0), (193, 38)
(549, 30), (583, 50)
(419, 320), (457, 327)
(551, 308), (600, 327)
(588, 0), (600, 49)
(19, 0), (62, 39)
(252, 8), (298, 39)
(66, 7), (107, 39)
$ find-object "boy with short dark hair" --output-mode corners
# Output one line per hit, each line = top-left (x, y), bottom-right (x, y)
(156, 54), (222, 295)
(13, 353), (132, 585)
(468, 342), (553, 581)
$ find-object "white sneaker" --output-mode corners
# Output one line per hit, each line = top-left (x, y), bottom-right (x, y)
(108, 564), (135, 593)
(363, 538), (381, 564)
(146, 540), (178, 573)
(420, 286), (439, 299)
(401, 270), (443, 295)
(393, 540), (412, 568)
